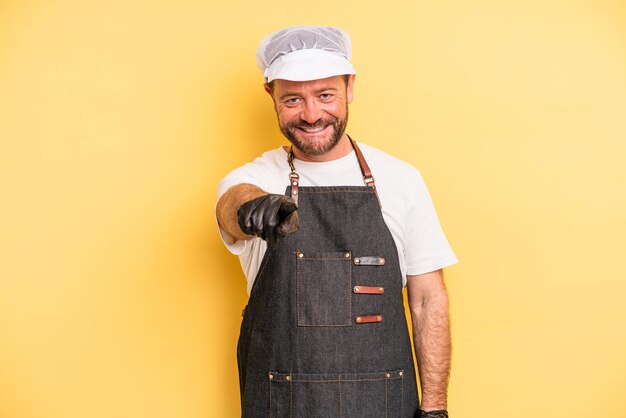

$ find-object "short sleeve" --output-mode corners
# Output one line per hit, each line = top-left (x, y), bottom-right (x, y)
(215, 162), (271, 256)
(404, 172), (458, 276)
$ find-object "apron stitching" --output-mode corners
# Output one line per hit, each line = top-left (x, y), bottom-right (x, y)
(401, 372), (404, 416)
(268, 376), (271, 418)
(296, 190), (375, 194)
(289, 378), (293, 418)
(349, 259), (353, 323)
(278, 376), (401, 383)
(299, 257), (349, 260)
(295, 255), (300, 327)
(338, 378), (343, 418)
(385, 377), (388, 418)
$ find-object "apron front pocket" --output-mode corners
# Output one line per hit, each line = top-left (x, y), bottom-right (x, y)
(268, 370), (404, 417)
(296, 251), (352, 327)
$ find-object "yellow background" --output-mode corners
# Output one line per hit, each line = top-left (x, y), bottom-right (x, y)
(1, 0), (625, 417)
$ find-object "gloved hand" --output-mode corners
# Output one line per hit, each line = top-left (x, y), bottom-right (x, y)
(237, 194), (299, 247)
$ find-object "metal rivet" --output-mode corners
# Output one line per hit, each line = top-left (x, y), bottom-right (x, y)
(285, 375), (291, 381)
(269, 373), (274, 380)
(385, 373), (391, 378)
(354, 258), (360, 264)
(292, 181), (297, 185)
(377, 316), (382, 321)
(399, 371), (403, 377)
(298, 253), (304, 258)
(344, 252), (350, 258)
(356, 317), (362, 323)
(379, 287), (384, 292)
(354, 287), (360, 292)
(379, 258), (385, 265)
(292, 190), (298, 195)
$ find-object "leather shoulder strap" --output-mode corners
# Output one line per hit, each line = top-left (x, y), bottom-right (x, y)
(349, 136), (381, 207)
(349, 136), (374, 187)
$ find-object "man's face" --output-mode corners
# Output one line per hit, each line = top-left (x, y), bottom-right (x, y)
(266, 75), (355, 157)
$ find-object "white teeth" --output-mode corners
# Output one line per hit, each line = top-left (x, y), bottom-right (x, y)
(300, 126), (326, 133)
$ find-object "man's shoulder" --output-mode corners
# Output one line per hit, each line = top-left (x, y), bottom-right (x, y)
(225, 146), (287, 175)
(358, 142), (422, 182)
(217, 146), (288, 197)
(249, 146), (288, 167)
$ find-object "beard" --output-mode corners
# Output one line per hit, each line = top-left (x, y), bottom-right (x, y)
(279, 107), (349, 157)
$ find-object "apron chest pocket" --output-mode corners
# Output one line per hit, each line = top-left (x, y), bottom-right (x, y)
(296, 251), (352, 327)
(269, 370), (404, 417)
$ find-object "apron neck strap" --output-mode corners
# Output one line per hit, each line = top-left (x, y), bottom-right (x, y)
(287, 136), (381, 207)
(347, 135), (376, 189)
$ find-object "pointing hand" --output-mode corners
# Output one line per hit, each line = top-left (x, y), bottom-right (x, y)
(237, 194), (299, 247)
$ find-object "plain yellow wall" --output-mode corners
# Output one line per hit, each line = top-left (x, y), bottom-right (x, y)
(1, 0), (625, 417)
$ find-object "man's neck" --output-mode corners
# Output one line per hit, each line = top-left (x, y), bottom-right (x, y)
(291, 134), (353, 162)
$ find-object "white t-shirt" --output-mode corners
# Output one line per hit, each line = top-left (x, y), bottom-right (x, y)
(217, 143), (458, 295)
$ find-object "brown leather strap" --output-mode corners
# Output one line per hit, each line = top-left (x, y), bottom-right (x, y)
(349, 136), (381, 207)
(353, 285), (385, 295)
(348, 136), (374, 187)
(353, 256), (386, 266)
(355, 314), (383, 324)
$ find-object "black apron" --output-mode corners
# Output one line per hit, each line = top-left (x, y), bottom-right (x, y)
(237, 139), (419, 417)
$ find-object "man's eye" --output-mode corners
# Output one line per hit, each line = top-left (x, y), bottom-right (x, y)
(320, 94), (332, 100)
(286, 98), (300, 104)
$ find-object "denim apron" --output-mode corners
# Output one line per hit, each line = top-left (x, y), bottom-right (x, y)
(237, 139), (419, 417)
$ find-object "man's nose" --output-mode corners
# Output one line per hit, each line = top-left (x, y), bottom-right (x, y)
(300, 100), (322, 124)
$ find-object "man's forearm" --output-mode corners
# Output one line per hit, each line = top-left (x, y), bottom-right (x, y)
(216, 183), (267, 241)
(408, 272), (451, 411)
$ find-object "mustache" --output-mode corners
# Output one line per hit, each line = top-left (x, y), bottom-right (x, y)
(285, 117), (338, 130)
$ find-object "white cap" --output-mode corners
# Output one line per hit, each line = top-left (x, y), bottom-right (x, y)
(256, 26), (356, 83)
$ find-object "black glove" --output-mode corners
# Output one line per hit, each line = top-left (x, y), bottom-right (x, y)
(237, 194), (299, 247)
(417, 410), (448, 418)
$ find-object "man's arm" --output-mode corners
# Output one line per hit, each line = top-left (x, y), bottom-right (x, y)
(406, 269), (451, 412)
(216, 183), (267, 241)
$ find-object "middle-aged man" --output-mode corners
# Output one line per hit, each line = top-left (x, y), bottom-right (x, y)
(216, 26), (458, 417)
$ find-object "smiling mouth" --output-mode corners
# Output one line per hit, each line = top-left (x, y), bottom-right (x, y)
(297, 125), (329, 133)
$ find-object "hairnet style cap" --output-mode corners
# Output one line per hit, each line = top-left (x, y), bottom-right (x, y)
(256, 26), (356, 82)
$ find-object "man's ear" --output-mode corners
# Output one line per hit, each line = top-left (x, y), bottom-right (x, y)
(346, 74), (356, 104)
(264, 83), (278, 111)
